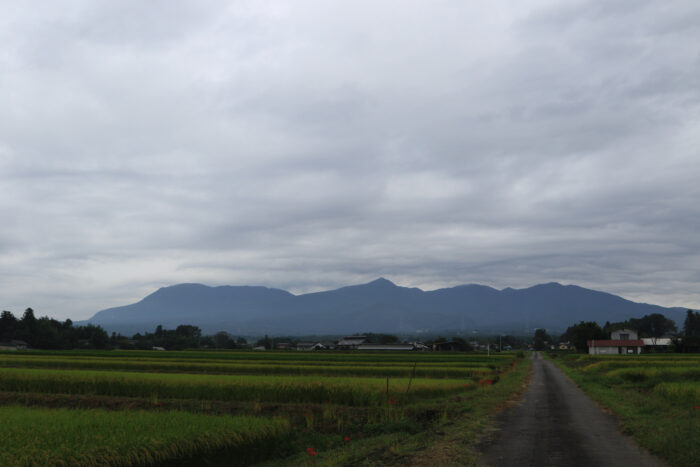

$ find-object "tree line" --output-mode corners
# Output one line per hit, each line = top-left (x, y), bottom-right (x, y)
(1, 308), (110, 349)
(0, 309), (248, 351)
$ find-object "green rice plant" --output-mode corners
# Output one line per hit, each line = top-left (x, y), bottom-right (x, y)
(0, 356), (508, 373)
(653, 382), (700, 401)
(580, 360), (700, 374)
(6, 348), (514, 364)
(0, 354), (498, 379)
(0, 405), (291, 466)
(605, 367), (700, 385)
(0, 367), (471, 406)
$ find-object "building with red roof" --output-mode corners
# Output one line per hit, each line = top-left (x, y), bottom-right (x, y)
(588, 329), (643, 355)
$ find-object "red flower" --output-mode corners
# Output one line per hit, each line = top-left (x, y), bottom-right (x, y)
(344, 436), (350, 442)
(306, 447), (315, 452)
(694, 405), (700, 410)
(308, 450), (317, 456)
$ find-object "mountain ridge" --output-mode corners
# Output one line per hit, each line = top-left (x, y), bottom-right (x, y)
(81, 279), (689, 336)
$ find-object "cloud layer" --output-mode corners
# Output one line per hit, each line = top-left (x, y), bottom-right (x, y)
(1, 0), (699, 320)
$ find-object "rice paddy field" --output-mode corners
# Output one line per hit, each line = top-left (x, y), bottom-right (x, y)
(0, 349), (530, 466)
(549, 353), (700, 467)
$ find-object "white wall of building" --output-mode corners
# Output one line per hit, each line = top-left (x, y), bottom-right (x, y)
(611, 329), (638, 340)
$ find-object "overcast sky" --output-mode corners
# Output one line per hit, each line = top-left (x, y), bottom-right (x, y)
(1, 0), (699, 321)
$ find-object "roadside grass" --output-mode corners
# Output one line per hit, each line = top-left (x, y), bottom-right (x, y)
(548, 353), (700, 467)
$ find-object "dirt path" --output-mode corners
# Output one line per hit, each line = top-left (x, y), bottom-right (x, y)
(478, 352), (667, 467)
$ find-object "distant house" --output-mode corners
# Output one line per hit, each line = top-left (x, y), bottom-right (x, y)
(152, 346), (166, 351)
(357, 343), (416, 351)
(588, 328), (643, 355)
(558, 342), (571, 350)
(275, 342), (292, 350)
(296, 342), (325, 351)
(337, 336), (367, 350)
(0, 340), (28, 351)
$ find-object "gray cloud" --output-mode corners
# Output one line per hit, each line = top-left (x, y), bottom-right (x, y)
(1, 1), (699, 320)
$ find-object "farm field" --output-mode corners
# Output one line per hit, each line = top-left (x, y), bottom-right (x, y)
(549, 353), (700, 467)
(0, 349), (530, 466)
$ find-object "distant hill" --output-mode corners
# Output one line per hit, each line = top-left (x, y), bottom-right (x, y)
(81, 278), (689, 336)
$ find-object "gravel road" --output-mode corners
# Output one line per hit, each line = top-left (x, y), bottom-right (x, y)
(478, 352), (668, 467)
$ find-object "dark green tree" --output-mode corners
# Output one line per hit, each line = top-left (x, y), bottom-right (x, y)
(533, 328), (551, 351)
(89, 327), (109, 349)
(562, 321), (606, 353)
(684, 310), (700, 337)
(0, 310), (18, 340)
(255, 334), (272, 349)
(605, 313), (677, 340)
(213, 331), (235, 349)
(21, 308), (38, 342)
(679, 310), (700, 352)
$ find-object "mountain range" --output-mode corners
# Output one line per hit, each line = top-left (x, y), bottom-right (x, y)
(81, 278), (689, 336)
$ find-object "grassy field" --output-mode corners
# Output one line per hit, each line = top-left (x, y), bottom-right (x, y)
(0, 349), (530, 466)
(548, 353), (700, 467)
